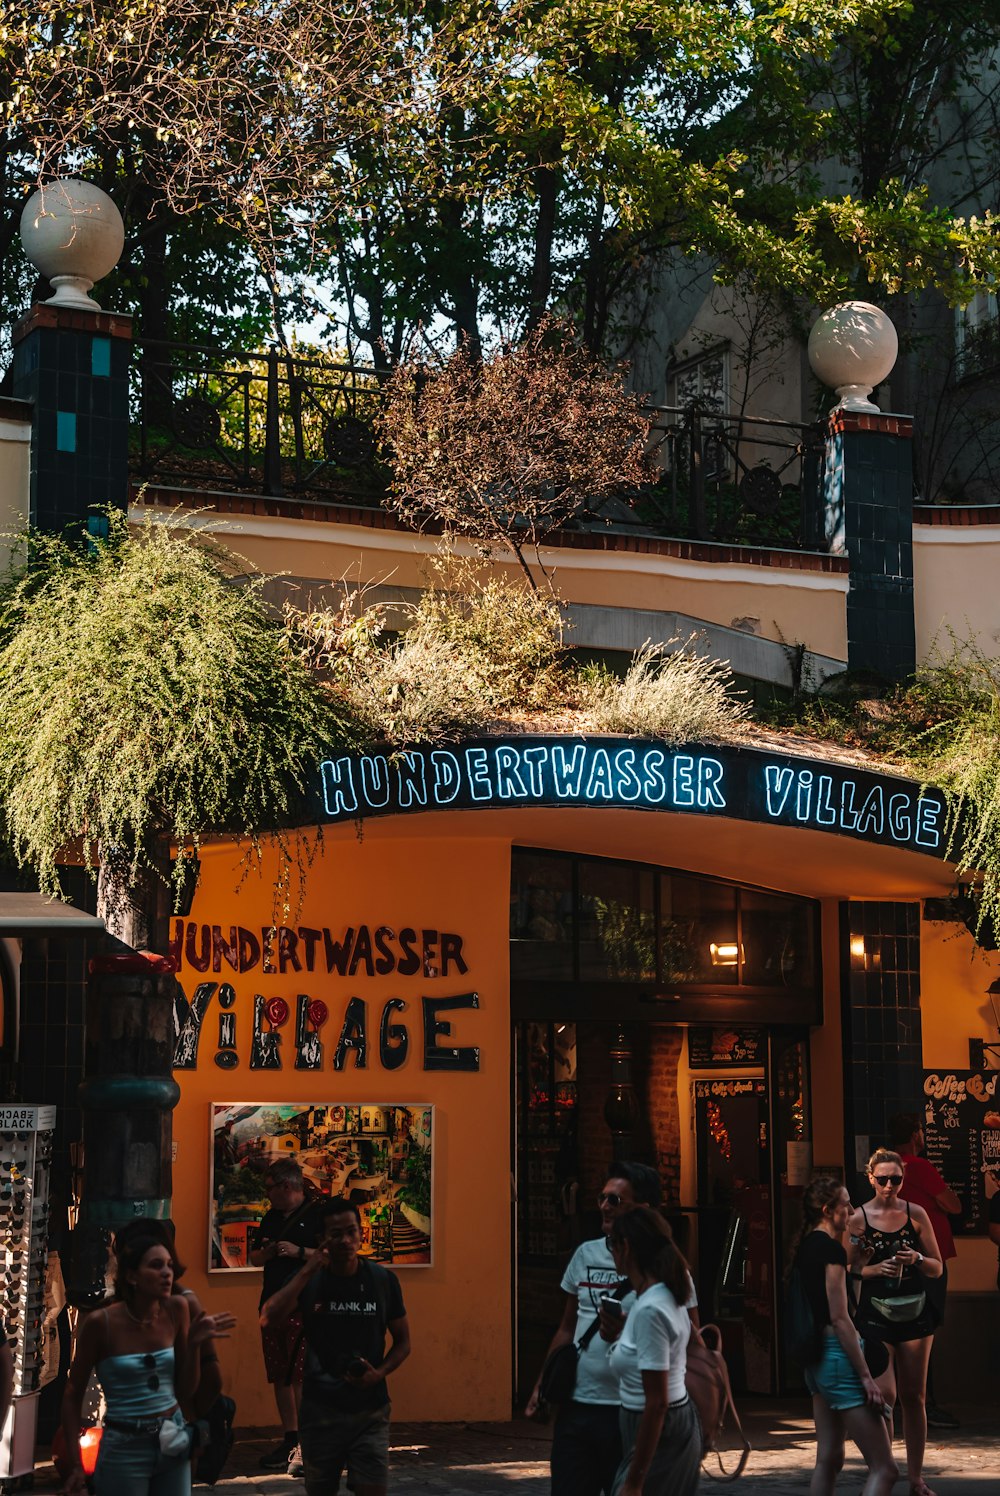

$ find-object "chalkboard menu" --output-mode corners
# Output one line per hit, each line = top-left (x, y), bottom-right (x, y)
(921, 1069), (1000, 1235)
(688, 1026), (765, 1068)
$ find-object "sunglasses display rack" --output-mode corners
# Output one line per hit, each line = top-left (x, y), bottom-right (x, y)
(0, 1105), (55, 1485)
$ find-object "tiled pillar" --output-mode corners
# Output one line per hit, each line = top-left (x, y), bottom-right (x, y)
(822, 411), (915, 679)
(840, 901), (923, 1194)
(10, 303), (132, 534)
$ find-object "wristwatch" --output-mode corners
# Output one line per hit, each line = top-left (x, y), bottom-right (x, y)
(914, 1252), (924, 1265)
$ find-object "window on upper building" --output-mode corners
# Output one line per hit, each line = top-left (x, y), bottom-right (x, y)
(668, 345), (730, 414)
(955, 287), (1000, 379)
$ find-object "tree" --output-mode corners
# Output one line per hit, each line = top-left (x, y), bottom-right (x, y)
(5, 0), (1000, 366)
(0, 514), (361, 943)
(378, 320), (652, 587)
(298, 0), (1000, 363)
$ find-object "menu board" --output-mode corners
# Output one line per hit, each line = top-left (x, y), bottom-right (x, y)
(921, 1070), (1000, 1234)
(688, 1026), (765, 1069)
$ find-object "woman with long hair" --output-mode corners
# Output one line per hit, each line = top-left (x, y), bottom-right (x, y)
(849, 1149), (942, 1496)
(792, 1175), (896, 1496)
(61, 1230), (234, 1496)
(605, 1208), (700, 1496)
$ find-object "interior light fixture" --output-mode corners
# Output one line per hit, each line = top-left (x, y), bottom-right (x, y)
(849, 935), (866, 960)
(710, 941), (742, 966)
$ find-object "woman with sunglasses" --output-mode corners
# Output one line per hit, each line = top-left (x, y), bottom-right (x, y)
(849, 1148), (942, 1496)
(605, 1208), (700, 1496)
(61, 1231), (234, 1495)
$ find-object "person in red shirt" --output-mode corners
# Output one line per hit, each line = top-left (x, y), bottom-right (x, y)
(889, 1113), (962, 1431)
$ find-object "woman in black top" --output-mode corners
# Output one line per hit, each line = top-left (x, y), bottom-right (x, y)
(792, 1176), (896, 1496)
(848, 1149), (942, 1496)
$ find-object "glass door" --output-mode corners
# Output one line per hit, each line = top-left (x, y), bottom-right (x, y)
(694, 1078), (772, 1392)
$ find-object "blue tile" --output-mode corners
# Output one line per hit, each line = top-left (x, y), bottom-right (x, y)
(91, 336), (111, 377)
(56, 411), (77, 452)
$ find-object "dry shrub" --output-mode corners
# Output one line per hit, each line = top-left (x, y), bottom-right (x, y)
(582, 640), (749, 743)
(414, 577), (564, 709)
(341, 630), (494, 745)
(286, 570), (565, 741)
(379, 318), (652, 588)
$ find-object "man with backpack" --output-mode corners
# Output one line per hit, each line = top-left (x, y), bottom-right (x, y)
(525, 1162), (675, 1496)
(261, 1198), (411, 1496)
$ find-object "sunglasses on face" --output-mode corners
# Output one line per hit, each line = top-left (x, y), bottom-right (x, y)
(873, 1175), (903, 1187)
(598, 1192), (623, 1208)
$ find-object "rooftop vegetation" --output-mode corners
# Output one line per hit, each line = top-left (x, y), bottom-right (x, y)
(1, 511), (997, 939)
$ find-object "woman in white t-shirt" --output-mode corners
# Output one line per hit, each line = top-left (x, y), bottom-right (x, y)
(605, 1210), (700, 1496)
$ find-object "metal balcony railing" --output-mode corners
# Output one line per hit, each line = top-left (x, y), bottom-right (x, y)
(131, 339), (391, 505)
(130, 340), (827, 550)
(630, 406), (826, 550)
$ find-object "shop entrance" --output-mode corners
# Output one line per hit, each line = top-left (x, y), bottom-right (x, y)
(509, 847), (819, 1405)
(693, 1078), (772, 1391)
(513, 1022), (811, 1403)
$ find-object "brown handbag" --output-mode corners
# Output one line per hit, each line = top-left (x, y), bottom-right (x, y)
(685, 1323), (751, 1481)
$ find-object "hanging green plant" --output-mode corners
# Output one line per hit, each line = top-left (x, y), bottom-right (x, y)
(0, 510), (364, 929)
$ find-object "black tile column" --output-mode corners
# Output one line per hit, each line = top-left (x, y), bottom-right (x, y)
(10, 303), (132, 534)
(840, 900), (923, 1197)
(822, 411), (915, 680)
(0, 869), (98, 1210)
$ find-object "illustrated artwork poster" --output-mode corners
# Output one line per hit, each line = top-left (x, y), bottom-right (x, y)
(209, 1102), (433, 1270)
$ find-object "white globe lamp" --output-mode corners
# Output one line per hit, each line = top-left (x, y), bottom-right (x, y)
(807, 301), (898, 414)
(19, 179), (125, 311)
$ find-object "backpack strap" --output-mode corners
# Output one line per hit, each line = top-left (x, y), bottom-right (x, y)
(286, 1261), (393, 1385)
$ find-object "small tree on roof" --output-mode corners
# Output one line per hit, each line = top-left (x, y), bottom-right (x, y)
(378, 320), (653, 590)
(0, 512), (361, 945)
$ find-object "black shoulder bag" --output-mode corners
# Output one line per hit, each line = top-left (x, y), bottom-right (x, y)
(538, 1282), (628, 1409)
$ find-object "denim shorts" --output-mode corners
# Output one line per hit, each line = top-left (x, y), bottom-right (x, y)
(803, 1331), (867, 1411)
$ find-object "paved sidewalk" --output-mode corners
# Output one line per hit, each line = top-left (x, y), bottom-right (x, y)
(29, 1404), (1000, 1493)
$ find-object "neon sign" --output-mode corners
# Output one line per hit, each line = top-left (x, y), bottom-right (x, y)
(317, 738), (946, 856)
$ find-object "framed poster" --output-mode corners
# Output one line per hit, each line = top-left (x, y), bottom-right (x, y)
(209, 1101), (433, 1270)
(688, 1026), (765, 1069)
(921, 1070), (1000, 1234)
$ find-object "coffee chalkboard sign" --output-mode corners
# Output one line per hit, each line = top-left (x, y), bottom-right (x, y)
(688, 1026), (765, 1069)
(921, 1070), (1000, 1235)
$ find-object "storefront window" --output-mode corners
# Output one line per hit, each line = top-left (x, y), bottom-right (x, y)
(518, 1021), (577, 1259)
(510, 850), (819, 998)
(510, 852), (574, 980)
(667, 876), (739, 985)
(741, 890), (815, 989)
(578, 859), (656, 981)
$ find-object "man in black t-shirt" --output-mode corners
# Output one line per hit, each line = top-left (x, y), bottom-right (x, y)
(261, 1199), (411, 1496)
(248, 1160), (325, 1471)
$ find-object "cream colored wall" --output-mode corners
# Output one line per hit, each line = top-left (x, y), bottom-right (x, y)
(914, 525), (1000, 662)
(138, 506), (849, 661)
(920, 918), (1000, 1291)
(0, 414), (31, 572)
